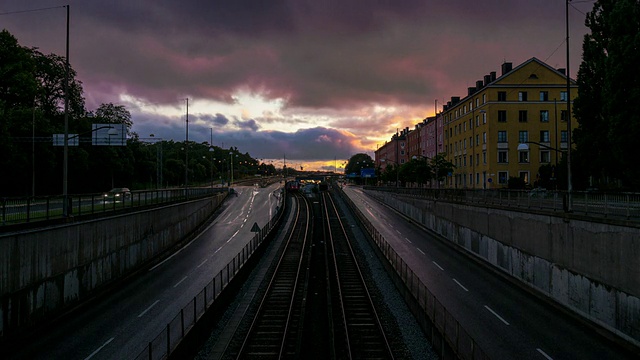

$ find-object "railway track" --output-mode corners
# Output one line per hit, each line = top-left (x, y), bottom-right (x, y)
(322, 192), (394, 360)
(226, 190), (393, 359)
(234, 192), (311, 359)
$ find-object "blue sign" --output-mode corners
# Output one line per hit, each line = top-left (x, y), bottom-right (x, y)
(360, 168), (376, 178)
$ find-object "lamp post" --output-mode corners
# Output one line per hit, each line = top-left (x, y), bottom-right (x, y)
(565, 0), (573, 212)
(149, 134), (163, 189)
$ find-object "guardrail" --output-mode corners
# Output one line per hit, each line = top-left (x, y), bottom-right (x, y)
(337, 186), (489, 360)
(0, 187), (226, 227)
(133, 188), (285, 360)
(366, 187), (640, 220)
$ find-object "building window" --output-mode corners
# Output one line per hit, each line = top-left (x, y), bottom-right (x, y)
(476, 98), (480, 107)
(476, 172), (480, 185)
(482, 94), (486, 104)
(540, 150), (551, 163)
(519, 110), (528, 122)
(476, 134), (479, 146)
(498, 151), (508, 163)
(464, 139), (467, 149)
(498, 91), (507, 101)
(498, 171), (508, 184)
(561, 130), (568, 143)
(401, 150), (405, 155)
(519, 130), (528, 143)
(519, 151), (529, 163)
(540, 91), (549, 101)
(483, 151), (487, 164)
(498, 110), (507, 122)
(464, 122), (467, 132)
(519, 171), (529, 184)
(483, 132), (487, 144)
(463, 156), (467, 166)
(540, 110), (549, 122)
(560, 110), (568, 121)
(476, 153), (479, 166)
(482, 112), (487, 124)
(464, 105), (467, 113)
(540, 130), (550, 143)
(401, 159), (405, 164)
(560, 91), (568, 101)
(476, 115), (479, 127)
(518, 91), (528, 101)
(498, 130), (507, 143)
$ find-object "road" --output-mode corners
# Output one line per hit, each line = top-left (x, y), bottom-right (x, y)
(6, 183), (282, 360)
(342, 185), (636, 360)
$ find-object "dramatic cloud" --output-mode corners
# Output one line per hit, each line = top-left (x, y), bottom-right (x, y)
(2, 0), (594, 169)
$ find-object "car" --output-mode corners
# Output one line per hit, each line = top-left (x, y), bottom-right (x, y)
(104, 187), (131, 202)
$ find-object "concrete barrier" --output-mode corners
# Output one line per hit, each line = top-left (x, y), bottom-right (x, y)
(369, 190), (640, 346)
(0, 194), (225, 338)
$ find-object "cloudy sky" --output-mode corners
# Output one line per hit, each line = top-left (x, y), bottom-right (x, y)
(2, 0), (594, 171)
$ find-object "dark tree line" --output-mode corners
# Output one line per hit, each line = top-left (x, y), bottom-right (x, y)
(0, 30), (273, 197)
(573, 0), (640, 190)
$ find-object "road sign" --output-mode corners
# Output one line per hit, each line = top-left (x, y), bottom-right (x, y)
(53, 134), (79, 146)
(251, 222), (261, 232)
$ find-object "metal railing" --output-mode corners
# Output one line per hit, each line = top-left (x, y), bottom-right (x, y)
(337, 186), (489, 359)
(133, 188), (285, 360)
(0, 187), (226, 227)
(366, 187), (640, 221)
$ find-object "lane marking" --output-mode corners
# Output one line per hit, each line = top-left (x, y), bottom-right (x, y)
(173, 276), (188, 288)
(395, 229), (401, 234)
(84, 337), (114, 360)
(416, 248), (425, 255)
(404, 237), (412, 244)
(432, 261), (444, 271)
(484, 305), (510, 325)
(138, 300), (160, 318)
(453, 279), (469, 292)
(197, 259), (207, 268)
(536, 348), (553, 360)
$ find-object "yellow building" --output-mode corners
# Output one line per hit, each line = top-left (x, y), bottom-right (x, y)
(442, 58), (578, 189)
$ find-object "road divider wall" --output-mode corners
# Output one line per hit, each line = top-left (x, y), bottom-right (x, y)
(366, 189), (640, 348)
(0, 193), (226, 339)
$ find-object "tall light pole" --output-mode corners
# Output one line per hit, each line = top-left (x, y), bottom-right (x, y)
(566, 0), (573, 212)
(62, 4), (70, 216)
(184, 98), (189, 195)
(435, 99), (439, 190)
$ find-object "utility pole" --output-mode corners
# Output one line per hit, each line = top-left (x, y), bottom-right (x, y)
(185, 98), (189, 196)
(566, 0), (573, 212)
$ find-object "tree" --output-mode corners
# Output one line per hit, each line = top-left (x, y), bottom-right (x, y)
(93, 103), (133, 132)
(573, 0), (640, 189)
(345, 153), (374, 183)
(430, 153), (455, 185)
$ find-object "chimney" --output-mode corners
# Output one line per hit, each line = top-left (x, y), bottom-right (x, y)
(451, 96), (460, 105)
(557, 68), (566, 75)
(468, 87), (476, 96)
(501, 62), (512, 75)
(484, 74), (491, 85)
(490, 71), (497, 81)
(476, 80), (484, 90)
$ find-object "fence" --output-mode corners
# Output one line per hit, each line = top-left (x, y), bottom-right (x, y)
(338, 186), (489, 360)
(367, 187), (640, 220)
(133, 188), (285, 360)
(0, 187), (225, 226)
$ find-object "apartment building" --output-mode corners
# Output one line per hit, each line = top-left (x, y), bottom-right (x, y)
(442, 57), (578, 189)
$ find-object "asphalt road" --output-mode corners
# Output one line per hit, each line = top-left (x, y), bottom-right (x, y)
(342, 185), (636, 360)
(7, 183), (282, 360)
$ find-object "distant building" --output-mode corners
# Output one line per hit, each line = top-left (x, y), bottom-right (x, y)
(375, 128), (409, 176)
(442, 57), (578, 189)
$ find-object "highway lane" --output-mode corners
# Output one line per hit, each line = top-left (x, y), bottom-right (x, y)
(342, 186), (635, 360)
(7, 183), (282, 360)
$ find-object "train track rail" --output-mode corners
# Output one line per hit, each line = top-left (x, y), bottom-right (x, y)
(234, 192), (311, 359)
(323, 192), (394, 359)
(225, 190), (393, 359)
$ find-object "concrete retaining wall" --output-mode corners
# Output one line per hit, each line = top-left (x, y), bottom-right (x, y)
(370, 191), (640, 345)
(0, 194), (225, 337)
